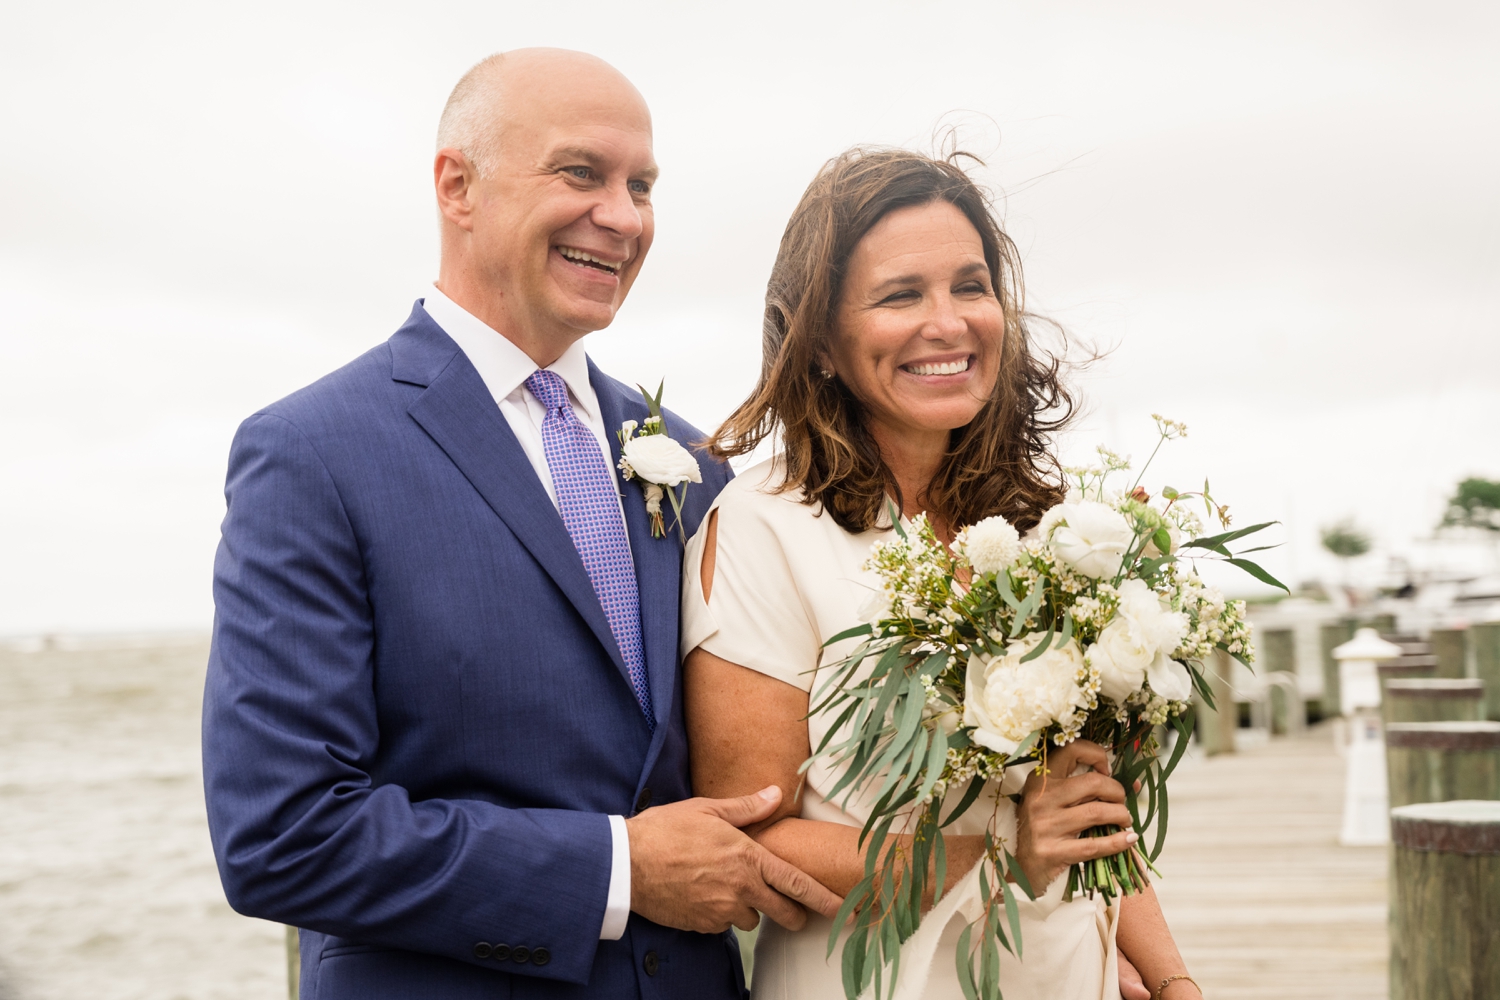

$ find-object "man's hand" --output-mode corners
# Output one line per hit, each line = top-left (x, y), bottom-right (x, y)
(1118, 952), (1151, 1000)
(626, 785), (843, 934)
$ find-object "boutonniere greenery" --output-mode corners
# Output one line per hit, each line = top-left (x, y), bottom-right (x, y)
(617, 381), (702, 541)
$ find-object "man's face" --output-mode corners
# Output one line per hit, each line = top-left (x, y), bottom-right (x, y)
(466, 76), (657, 338)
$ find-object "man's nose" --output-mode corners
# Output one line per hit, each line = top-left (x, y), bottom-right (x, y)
(590, 182), (644, 241)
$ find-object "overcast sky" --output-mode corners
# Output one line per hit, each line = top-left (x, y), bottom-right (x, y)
(2, 1), (1498, 634)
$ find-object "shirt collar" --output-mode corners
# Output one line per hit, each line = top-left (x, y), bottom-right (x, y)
(421, 283), (598, 421)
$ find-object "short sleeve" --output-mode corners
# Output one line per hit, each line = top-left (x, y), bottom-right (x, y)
(681, 477), (823, 692)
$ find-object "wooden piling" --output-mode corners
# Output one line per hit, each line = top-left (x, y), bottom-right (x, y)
(1377, 656), (1438, 684)
(1385, 722), (1500, 809)
(1195, 648), (1237, 755)
(1471, 623), (1500, 722)
(286, 925), (299, 1000)
(1383, 679), (1485, 725)
(1431, 627), (1468, 679)
(1319, 621), (1355, 717)
(1389, 800), (1500, 1000)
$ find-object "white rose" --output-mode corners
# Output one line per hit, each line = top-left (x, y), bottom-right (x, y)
(1044, 501), (1134, 579)
(620, 433), (702, 487)
(961, 516), (1021, 576)
(1145, 649), (1193, 701)
(1088, 616), (1153, 704)
(963, 636), (1090, 753)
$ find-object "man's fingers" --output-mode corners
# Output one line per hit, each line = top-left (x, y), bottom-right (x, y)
(1117, 952), (1151, 1000)
(730, 908), (763, 933)
(758, 849), (843, 920)
(703, 785), (782, 827)
(743, 880), (808, 932)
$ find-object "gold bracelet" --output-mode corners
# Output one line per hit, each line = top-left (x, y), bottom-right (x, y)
(1155, 973), (1200, 1000)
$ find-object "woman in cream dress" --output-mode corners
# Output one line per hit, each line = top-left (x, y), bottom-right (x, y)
(682, 149), (1202, 1000)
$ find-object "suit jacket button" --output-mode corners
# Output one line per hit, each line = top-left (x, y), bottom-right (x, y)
(473, 942), (493, 960)
(512, 945), (531, 964)
(643, 950), (659, 976)
(492, 943), (511, 962)
(635, 787), (652, 812)
(532, 947), (551, 966)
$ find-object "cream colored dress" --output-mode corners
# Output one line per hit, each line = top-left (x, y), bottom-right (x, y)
(682, 459), (1120, 1000)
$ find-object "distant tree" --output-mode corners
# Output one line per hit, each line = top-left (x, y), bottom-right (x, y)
(1439, 477), (1500, 533)
(1321, 519), (1372, 559)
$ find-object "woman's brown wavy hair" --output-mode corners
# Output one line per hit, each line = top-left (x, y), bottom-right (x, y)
(708, 146), (1076, 535)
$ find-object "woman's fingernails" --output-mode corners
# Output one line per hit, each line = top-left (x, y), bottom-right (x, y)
(1125, 832), (1140, 845)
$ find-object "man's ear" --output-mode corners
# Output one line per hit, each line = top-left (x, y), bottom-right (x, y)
(434, 148), (478, 232)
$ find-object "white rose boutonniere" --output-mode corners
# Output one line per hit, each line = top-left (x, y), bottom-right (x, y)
(617, 381), (702, 541)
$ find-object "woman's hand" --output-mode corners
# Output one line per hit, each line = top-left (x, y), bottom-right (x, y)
(1013, 739), (1137, 892)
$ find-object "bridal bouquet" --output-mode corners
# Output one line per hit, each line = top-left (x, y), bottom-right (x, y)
(809, 416), (1280, 1000)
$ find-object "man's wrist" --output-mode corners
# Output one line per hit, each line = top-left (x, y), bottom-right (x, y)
(600, 814), (631, 940)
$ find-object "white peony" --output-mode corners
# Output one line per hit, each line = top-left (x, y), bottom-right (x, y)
(961, 516), (1022, 576)
(621, 433), (702, 486)
(1087, 579), (1191, 704)
(963, 635), (1091, 754)
(1089, 617), (1154, 704)
(1043, 501), (1134, 579)
(1146, 649), (1193, 701)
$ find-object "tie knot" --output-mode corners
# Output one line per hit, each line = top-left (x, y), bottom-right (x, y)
(524, 369), (570, 412)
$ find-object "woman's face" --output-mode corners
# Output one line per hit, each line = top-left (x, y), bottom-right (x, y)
(827, 200), (1004, 446)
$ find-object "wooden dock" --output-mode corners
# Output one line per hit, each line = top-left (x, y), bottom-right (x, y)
(0, 641), (1387, 999)
(1152, 724), (1388, 1000)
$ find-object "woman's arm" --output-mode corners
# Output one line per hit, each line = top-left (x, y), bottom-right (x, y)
(1117, 889), (1202, 999)
(685, 644), (987, 901)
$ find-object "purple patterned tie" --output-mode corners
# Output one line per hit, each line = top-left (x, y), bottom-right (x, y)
(524, 370), (654, 729)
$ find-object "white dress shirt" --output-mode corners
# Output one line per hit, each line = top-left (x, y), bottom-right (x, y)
(420, 285), (633, 942)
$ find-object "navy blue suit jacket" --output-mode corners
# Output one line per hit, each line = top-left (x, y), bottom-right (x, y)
(202, 303), (740, 999)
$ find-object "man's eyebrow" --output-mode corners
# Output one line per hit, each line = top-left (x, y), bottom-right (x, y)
(547, 145), (660, 182)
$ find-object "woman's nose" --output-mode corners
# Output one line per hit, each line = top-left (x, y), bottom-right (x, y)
(920, 294), (968, 341)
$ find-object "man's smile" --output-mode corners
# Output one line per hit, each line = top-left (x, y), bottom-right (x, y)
(556, 245), (625, 274)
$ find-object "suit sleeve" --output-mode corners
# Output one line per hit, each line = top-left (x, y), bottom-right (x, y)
(202, 412), (611, 984)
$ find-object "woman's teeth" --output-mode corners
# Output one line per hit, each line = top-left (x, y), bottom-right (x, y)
(558, 246), (622, 272)
(903, 358), (971, 376)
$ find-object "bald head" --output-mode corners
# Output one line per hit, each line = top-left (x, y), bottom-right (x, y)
(437, 48), (650, 178)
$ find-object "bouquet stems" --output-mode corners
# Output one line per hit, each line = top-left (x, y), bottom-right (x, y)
(1065, 825), (1158, 902)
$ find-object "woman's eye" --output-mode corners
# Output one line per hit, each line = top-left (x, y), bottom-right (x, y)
(880, 290), (919, 305)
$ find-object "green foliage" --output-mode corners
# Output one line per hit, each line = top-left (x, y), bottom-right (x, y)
(1320, 519), (1372, 559)
(1439, 477), (1500, 533)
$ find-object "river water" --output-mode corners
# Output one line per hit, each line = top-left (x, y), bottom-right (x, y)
(0, 638), (282, 1000)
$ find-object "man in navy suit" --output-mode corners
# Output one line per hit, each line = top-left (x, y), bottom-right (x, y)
(202, 48), (839, 999)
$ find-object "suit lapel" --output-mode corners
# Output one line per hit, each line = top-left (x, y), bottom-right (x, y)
(398, 323), (631, 686)
(591, 363), (683, 744)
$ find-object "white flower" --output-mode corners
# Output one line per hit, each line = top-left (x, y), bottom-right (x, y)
(1142, 523), (1181, 559)
(1089, 617), (1154, 704)
(960, 516), (1022, 576)
(620, 433), (702, 487)
(1146, 650), (1193, 701)
(857, 587), (892, 623)
(1088, 579), (1190, 703)
(1043, 500), (1134, 579)
(963, 635), (1091, 754)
